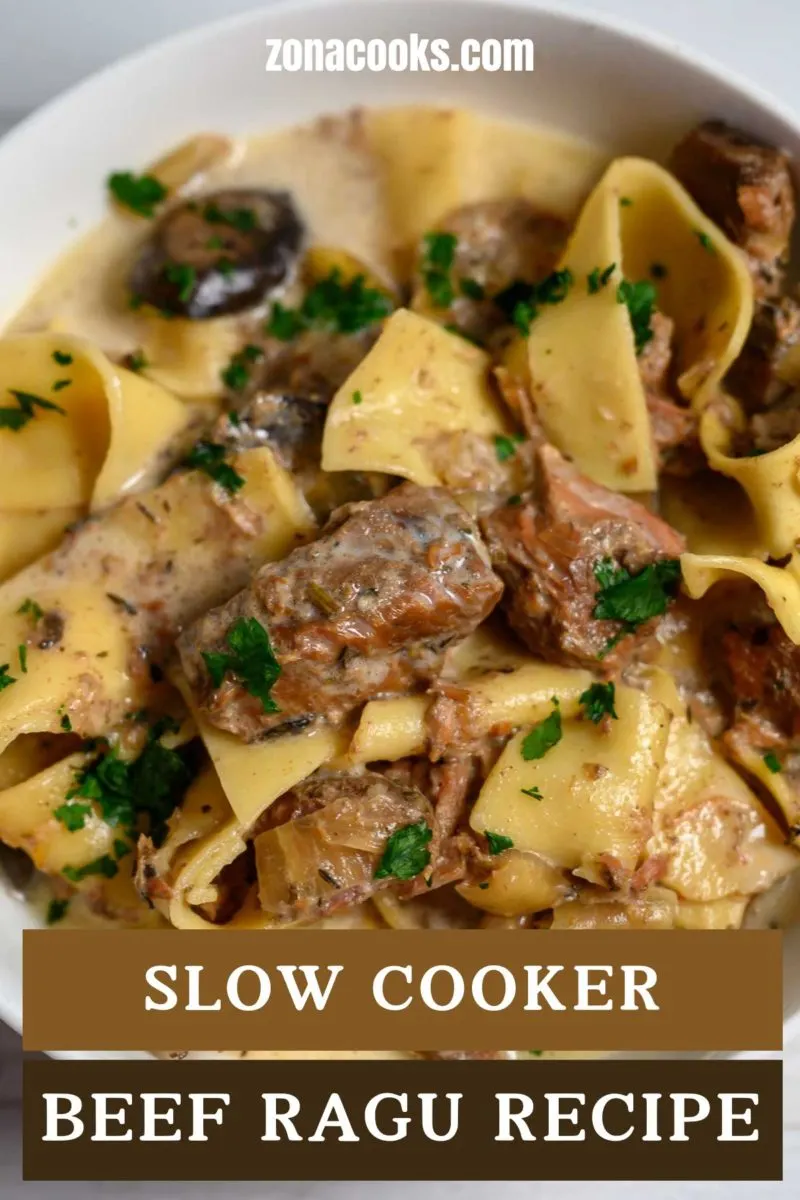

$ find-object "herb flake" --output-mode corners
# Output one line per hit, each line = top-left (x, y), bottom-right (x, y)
(107, 171), (167, 218)
(185, 440), (245, 495)
(374, 821), (433, 880)
(579, 681), (618, 724)
(202, 617), (281, 713)
(521, 699), (562, 761)
(485, 831), (514, 854)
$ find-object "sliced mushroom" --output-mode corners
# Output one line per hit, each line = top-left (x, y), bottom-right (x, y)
(129, 188), (303, 318)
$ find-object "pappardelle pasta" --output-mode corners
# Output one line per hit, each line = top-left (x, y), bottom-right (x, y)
(2, 107), (800, 1059)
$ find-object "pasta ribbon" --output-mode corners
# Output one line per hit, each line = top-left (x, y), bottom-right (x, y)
(526, 157), (753, 491)
(681, 552), (800, 644)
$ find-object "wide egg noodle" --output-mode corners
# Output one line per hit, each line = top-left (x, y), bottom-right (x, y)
(321, 308), (512, 485)
(525, 157), (753, 492)
(0, 447), (315, 753)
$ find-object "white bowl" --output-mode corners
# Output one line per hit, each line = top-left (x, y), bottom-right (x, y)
(0, 0), (799, 1053)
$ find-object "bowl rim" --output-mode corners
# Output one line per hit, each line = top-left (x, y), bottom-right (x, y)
(1, 0), (799, 1057)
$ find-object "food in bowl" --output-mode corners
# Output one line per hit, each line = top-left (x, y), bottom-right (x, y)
(1, 105), (800, 1057)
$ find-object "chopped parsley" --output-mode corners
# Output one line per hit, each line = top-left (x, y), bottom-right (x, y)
(107, 171), (167, 218)
(125, 349), (148, 372)
(494, 269), (574, 336)
(46, 898), (69, 925)
(18, 598), (43, 621)
(185, 440), (245, 495)
(352, 389), (363, 405)
(265, 269), (392, 339)
(763, 751), (782, 774)
(374, 820), (433, 880)
(579, 681), (618, 724)
(221, 343), (263, 391)
(460, 277), (485, 301)
(202, 202), (257, 231)
(0, 390), (66, 432)
(587, 264), (616, 294)
(0, 665), (15, 692)
(163, 262), (197, 303)
(620, 197), (633, 207)
(494, 432), (524, 462)
(650, 263), (668, 280)
(521, 698), (562, 761)
(420, 231), (458, 308)
(485, 831), (514, 854)
(202, 616), (281, 713)
(593, 557), (681, 629)
(52, 379), (71, 392)
(62, 855), (119, 883)
(56, 724), (192, 847)
(616, 279), (657, 354)
(521, 785), (544, 800)
(60, 713), (73, 733)
(695, 230), (716, 254)
(17, 645), (27, 674)
(52, 350), (73, 366)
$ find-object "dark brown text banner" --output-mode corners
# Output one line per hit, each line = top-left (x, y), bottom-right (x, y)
(23, 1059), (782, 1181)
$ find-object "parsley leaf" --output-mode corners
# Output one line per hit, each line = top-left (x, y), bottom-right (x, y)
(695, 230), (716, 254)
(0, 390), (66, 432)
(352, 390), (363, 405)
(202, 202), (256, 231)
(494, 432), (524, 462)
(421, 231), (458, 308)
(52, 379), (72, 392)
(18, 598), (43, 621)
(124, 349), (148, 372)
(265, 270), (392, 339)
(485, 831), (514, 854)
(616, 279), (657, 354)
(221, 343), (263, 391)
(60, 713), (73, 732)
(494, 269), (574, 335)
(0, 664), (15, 692)
(17, 645), (27, 674)
(46, 898), (69, 924)
(521, 785), (544, 800)
(620, 197), (633, 207)
(763, 751), (782, 774)
(52, 350), (73, 366)
(460, 278), (485, 300)
(521, 699), (562, 760)
(579, 681), (618, 724)
(53, 801), (92, 832)
(185, 440), (245, 495)
(163, 263), (196, 303)
(587, 263), (616, 294)
(202, 616), (281, 713)
(107, 171), (167, 218)
(374, 820), (433, 880)
(62, 855), (118, 883)
(593, 558), (681, 628)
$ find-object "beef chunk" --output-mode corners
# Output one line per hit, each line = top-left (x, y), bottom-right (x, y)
(253, 770), (434, 921)
(178, 483), (502, 740)
(414, 199), (568, 344)
(670, 121), (795, 294)
(727, 295), (800, 412)
(638, 312), (703, 474)
(721, 623), (800, 750)
(749, 392), (800, 453)
(480, 443), (685, 669)
(226, 327), (379, 406)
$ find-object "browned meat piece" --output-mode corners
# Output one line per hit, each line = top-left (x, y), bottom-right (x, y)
(253, 770), (434, 921)
(638, 312), (703, 474)
(227, 327), (379, 405)
(178, 483), (503, 740)
(638, 311), (674, 393)
(749, 392), (800, 452)
(670, 121), (795, 295)
(480, 443), (685, 670)
(414, 199), (568, 343)
(720, 623), (800, 750)
(728, 295), (800, 411)
(646, 393), (704, 475)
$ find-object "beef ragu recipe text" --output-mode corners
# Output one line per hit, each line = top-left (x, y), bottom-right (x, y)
(2, 107), (800, 1060)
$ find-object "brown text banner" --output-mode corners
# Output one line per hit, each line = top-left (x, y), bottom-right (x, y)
(23, 1059), (782, 1181)
(23, 929), (782, 1051)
